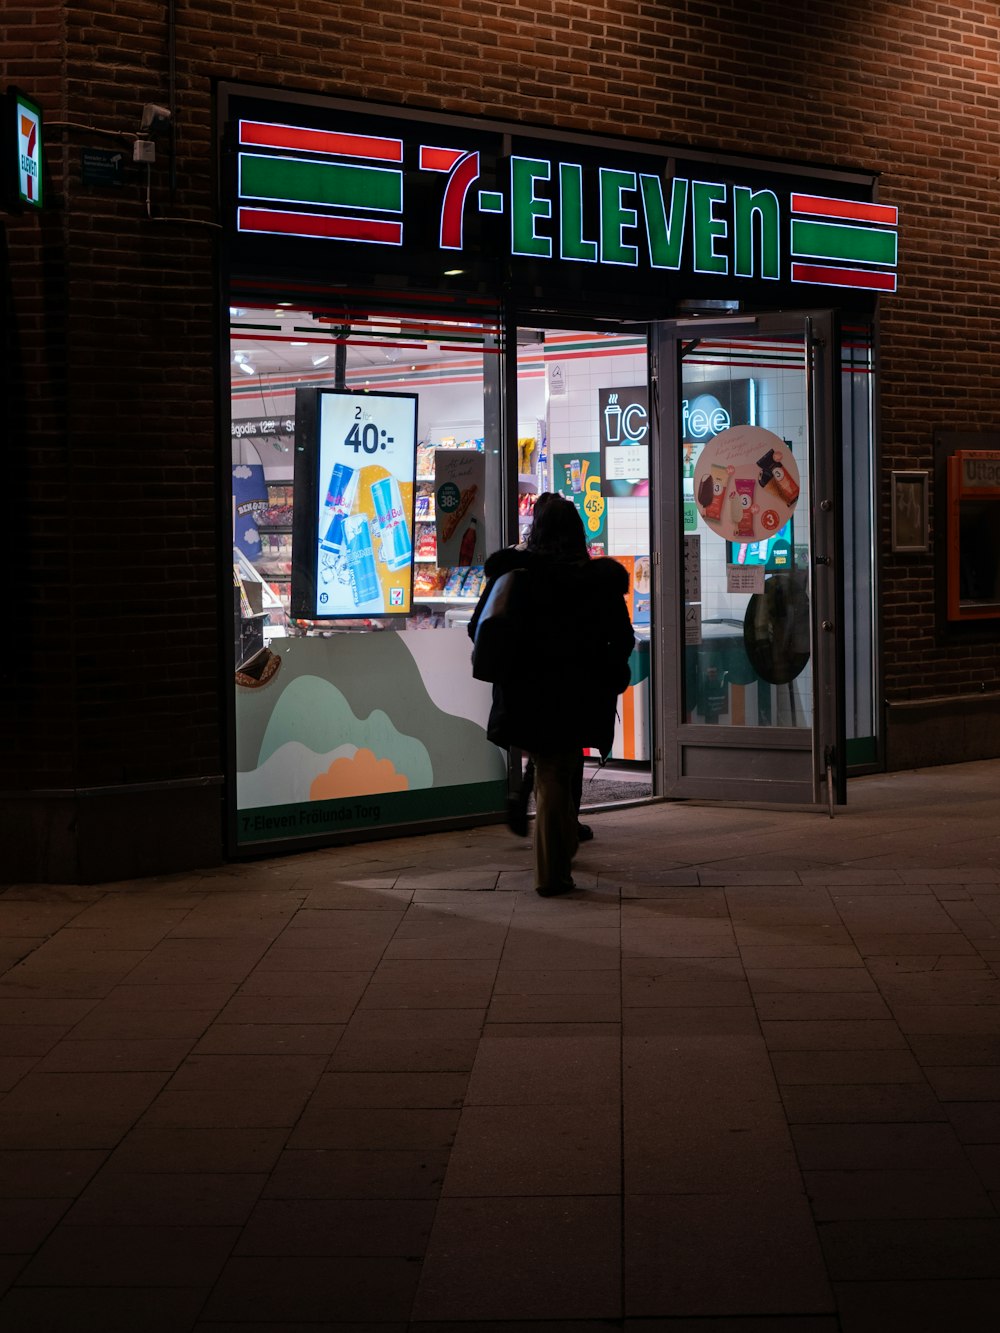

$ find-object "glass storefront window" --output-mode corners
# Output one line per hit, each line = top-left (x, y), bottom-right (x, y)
(229, 303), (508, 847)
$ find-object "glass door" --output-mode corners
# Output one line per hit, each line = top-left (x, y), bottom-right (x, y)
(653, 311), (843, 807)
(514, 325), (655, 810)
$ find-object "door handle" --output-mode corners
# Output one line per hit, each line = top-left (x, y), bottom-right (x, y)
(822, 620), (834, 632)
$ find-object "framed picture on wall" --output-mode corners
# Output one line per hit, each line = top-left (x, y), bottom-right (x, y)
(891, 470), (930, 553)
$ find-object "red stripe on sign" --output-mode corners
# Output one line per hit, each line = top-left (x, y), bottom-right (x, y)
(791, 194), (898, 226)
(420, 145), (465, 172)
(238, 120), (403, 162)
(238, 208), (404, 245)
(792, 263), (897, 292)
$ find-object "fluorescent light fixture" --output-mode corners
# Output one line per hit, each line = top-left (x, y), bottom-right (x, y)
(238, 361), (255, 375)
(311, 353), (330, 367)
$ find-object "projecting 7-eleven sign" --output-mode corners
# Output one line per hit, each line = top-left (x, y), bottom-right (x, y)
(17, 96), (42, 207)
(235, 116), (898, 295)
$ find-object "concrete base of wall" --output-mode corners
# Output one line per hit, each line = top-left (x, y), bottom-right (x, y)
(885, 692), (1000, 772)
(1, 781), (224, 884)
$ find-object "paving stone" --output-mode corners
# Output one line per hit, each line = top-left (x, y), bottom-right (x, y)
(804, 1166), (994, 1219)
(820, 1218), (1000, 1281)
(791, 1122), (969, 1172)
(264, 1148), (450, 1200)
(414, 1196), (620, 1320)
(0, 1286), (209, 1332)
(464, 1035), (620, 1106)
(18, 1223), (240, 1287)
(770, 1049), (925, 1085)
(833, 1278), (1000, 1332)
(204, 1254), (422, 1322)
(233, 1197), (435, 1256)
(780, 1082), (948, 1125)
(442, 1103), (620, 1196)
(625, 1192), (833, 1316)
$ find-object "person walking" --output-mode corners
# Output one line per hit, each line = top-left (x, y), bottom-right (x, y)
(469, 493), (634, 896)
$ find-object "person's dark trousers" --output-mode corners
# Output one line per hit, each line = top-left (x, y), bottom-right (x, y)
(531, 749), (580, 894)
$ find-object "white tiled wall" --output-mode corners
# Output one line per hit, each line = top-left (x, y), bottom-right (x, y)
(546, 344), (651, 559)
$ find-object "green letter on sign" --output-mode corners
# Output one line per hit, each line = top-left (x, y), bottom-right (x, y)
(600, 169), (639, 266)
(511, 157), (552, 258)
(734, 187), (780, 279)
(640, 175), (688, 270)
(560, 163), (598, 262)
(692, 181), (728, 275)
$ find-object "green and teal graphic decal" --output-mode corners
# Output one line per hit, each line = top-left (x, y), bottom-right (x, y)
(235, 630), (506, 846)
(229, 96), (899, 300)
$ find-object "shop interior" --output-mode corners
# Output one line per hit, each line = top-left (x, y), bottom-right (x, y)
(230, 307), (653, 812)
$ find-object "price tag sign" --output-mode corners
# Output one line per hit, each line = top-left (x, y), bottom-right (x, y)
(311, 390), (418, 618)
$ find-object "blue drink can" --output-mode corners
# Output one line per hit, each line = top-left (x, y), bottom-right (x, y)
(321, 462), (358, 552)
(370, 475), (412, 572)
(343, 514), (380, 606)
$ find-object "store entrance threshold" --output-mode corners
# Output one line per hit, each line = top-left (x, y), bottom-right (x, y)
(581, 759), (653, 810)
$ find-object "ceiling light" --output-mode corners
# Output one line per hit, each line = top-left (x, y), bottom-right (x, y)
(238, 361), (255, 375)
(311, 353), (330, 367)
(291, 341), (307, 347)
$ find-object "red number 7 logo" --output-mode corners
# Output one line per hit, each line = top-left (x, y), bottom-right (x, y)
(419, 147), (481, 250)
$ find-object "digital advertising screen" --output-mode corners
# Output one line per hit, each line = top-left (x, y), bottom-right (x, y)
(292, 388), (418, 619)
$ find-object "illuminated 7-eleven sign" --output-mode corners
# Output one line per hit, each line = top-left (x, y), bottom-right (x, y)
(15, 91), (42, 208)
(235, 116), (898, 294)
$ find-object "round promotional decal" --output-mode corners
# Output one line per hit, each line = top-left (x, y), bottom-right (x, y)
(693, 425), (801, 543)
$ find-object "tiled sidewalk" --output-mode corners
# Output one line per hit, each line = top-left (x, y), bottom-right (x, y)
(1, 759), (1000, 1330)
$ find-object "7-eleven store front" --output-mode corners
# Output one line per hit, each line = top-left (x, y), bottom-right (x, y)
(221, 83), (895, 858)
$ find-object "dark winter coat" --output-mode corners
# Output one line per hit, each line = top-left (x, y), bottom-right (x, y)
(468, 546), (635, 757)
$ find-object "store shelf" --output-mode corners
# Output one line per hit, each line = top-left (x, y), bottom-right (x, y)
(415, 595), (480, 606)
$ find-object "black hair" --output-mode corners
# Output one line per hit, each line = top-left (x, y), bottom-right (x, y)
(526, 492), (588, 559)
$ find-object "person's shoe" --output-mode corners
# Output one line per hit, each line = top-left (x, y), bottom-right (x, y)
(576, 823), (594, 842)
(536, 878), (576, 897)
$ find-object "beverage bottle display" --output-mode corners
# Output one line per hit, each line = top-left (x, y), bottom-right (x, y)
(321, 462), (358, 552)
(343, 514), (380, 605)
(370, 475), (413, 571)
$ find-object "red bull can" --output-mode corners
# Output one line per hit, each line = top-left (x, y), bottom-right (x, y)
(370, 475), (412, 572)
(343, 514), (380, 605)
(321, 462), (358, 553)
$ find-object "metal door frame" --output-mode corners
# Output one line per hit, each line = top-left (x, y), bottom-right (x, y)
(650, 310), (846, 809)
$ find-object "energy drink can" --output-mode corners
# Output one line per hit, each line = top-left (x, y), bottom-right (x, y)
(321, 462), (358, 552)
(370, 475), (412, 572)
(343, 514), (380, 605)
(569, 459), (582, 493)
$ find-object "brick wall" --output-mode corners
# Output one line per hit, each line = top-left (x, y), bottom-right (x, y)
(4, 0), (1000, 874)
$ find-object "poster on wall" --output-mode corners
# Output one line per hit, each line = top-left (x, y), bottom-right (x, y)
(599, 385), (649, 497)
(293, 389), (418, 619)
(434, 448), (486, 567)
(558, 452), (607, 553)
(232, 439), (268, 562)
(693, 425), (801, 546)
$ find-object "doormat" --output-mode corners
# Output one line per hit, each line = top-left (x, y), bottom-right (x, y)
(581, 775), (653, 807)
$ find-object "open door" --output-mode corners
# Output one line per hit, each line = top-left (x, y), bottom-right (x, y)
(653, 311), (845, 808)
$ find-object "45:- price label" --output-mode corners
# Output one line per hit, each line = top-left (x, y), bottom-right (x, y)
(582, 475), (605, 533)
